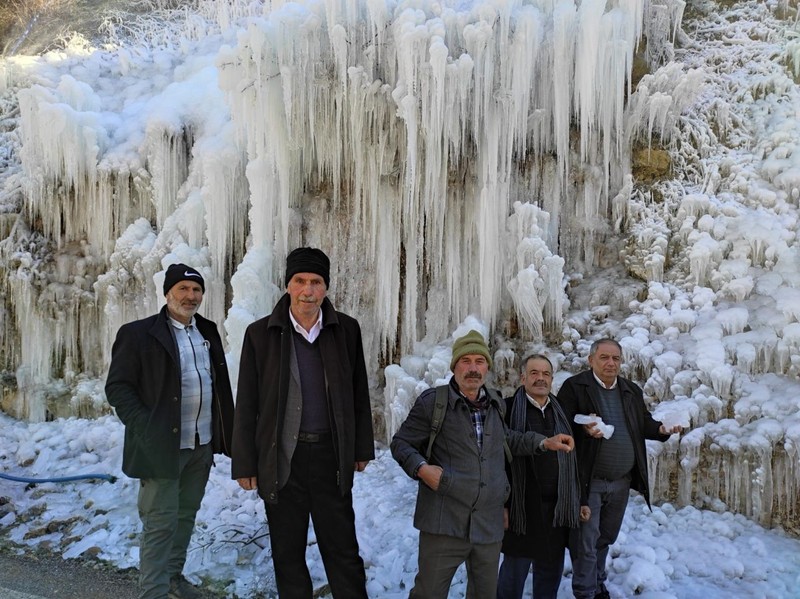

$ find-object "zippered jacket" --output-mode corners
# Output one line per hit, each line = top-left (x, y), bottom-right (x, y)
(391, 382), (546, 544)
(106, 306), (235, 479)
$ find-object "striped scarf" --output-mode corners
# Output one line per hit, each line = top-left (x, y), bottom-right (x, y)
(508, 386), (580, 534)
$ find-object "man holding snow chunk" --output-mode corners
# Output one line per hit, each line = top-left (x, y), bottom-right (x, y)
(231, 247), (374, 599)
(557, 338), (682, 599)
(105, 263), (235, 599)
(391, 330), (575, 599)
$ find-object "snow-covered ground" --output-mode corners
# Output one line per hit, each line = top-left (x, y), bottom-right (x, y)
(2, 0), (800, 596)
(0, 413), (799, 598)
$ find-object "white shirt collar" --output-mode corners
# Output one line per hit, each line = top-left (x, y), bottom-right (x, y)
(525, 392), (551, 414)
(592, 371), (618, 389)
(168, 315), (196, 330)
(289, 308), (324, 343)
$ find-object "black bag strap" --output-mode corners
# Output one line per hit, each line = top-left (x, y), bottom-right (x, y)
(425, 385), (512, 463)
(425, 385), (449, 461)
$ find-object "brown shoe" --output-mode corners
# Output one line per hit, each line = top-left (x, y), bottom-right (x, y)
(168, 574), (203, 599)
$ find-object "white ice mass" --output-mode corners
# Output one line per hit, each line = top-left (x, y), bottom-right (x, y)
(1, 0), (800, 596)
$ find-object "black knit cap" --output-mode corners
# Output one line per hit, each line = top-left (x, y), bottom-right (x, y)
(163, 263), (205, 295)
(284, 247), (330, 288)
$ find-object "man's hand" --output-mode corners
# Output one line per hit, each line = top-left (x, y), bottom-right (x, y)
(417, 464), (443, 491)
(580, 505), (591, 522)
(237, 476), (258, 491)
(584, 413), (604, 439)
(354, 461), (369, 472)
(543, 433), (574, 452)
(503, 507), (509, 531)
(659, 424), (684, 435)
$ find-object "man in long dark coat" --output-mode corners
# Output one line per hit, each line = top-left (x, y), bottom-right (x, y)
(231, 247), (374, 599)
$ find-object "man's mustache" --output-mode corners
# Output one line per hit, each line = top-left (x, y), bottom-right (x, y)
(464, 371), (483, 379)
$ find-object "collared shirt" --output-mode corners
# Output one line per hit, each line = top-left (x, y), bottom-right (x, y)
(526, 392), (551, 415)
(289, 308), (324, 343)
(169, 315), (213, 449)
(593, 371), (618, 389)
(460, 387), (489, 451)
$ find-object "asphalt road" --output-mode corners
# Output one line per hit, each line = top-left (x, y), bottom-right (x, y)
(0, 547), (141, 599)
(0, 545), (233, 598)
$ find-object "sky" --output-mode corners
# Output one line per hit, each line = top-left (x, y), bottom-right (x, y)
(2, 0), (800, 597)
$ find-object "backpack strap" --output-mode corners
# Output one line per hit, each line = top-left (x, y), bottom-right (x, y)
(486, 388), (513, 464)
(425, 386), (513, 463)
(425, 385), (449, 461)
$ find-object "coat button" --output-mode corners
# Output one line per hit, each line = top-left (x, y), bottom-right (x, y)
(172, 428), (178, 433)
(173, 397), (178, 402)
(268, 492), (276, 500)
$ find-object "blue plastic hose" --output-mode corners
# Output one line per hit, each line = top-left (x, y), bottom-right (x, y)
(0, 472), (117, 484)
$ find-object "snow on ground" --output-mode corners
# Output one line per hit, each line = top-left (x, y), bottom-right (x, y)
(2, 0), (800, 597)
(0, 413), (799, 598)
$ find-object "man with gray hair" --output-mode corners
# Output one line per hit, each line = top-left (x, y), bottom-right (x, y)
(557, 338), (682, 599)
(497, 353), (581, 599)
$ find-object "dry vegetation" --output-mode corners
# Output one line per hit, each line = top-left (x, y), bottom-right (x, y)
(1, 0), (74, 54)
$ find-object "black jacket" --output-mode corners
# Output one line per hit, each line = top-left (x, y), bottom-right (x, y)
(501, 392), (566, 560)
(557, 370), (668, 507)
(231, 294), (375, 503)
(105, 306), (235, 479)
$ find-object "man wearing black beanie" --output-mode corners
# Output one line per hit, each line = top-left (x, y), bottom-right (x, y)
(232, 247), (374, 599)
(106, 263), (234, 599)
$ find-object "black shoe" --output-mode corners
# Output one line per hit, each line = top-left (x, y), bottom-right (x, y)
(594, 583), (611, 599)
(168, 574), (203, 599)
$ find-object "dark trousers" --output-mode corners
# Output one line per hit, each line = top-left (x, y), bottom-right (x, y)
(497, 498), (567, 599)
(410, 532), (502, 599)
(138, 444), (212, 599)
(265, 438), (367, 599)
(496, 553), (565, 599)
(569, 477), (630, 598)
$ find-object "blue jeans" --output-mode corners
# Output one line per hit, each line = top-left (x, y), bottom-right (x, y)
(569, 477), (630, 599)
(497, 553), (564, 599)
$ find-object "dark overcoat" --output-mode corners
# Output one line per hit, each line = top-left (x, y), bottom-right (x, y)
(230, 294), (375, 503)
(556, 369), (669, 507)
(105, 305), (235, 479)
(501, 393), (568, 561)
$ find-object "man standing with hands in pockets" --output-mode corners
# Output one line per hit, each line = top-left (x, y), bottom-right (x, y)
(392, 330), (575, 599)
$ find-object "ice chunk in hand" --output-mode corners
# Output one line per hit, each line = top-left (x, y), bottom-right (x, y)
(658, 412), (690, 430)
(574, 414), (615, 439)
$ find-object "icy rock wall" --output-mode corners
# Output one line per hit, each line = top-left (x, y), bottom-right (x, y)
(0, 0), (674, 421)
(590, 1), (800, 527)
(215, 0), (677, 358)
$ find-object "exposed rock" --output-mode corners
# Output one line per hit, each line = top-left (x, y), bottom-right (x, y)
(632, 147), (672, 182)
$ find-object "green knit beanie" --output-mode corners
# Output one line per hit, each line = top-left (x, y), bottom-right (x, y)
(450, 330), (492, 371)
